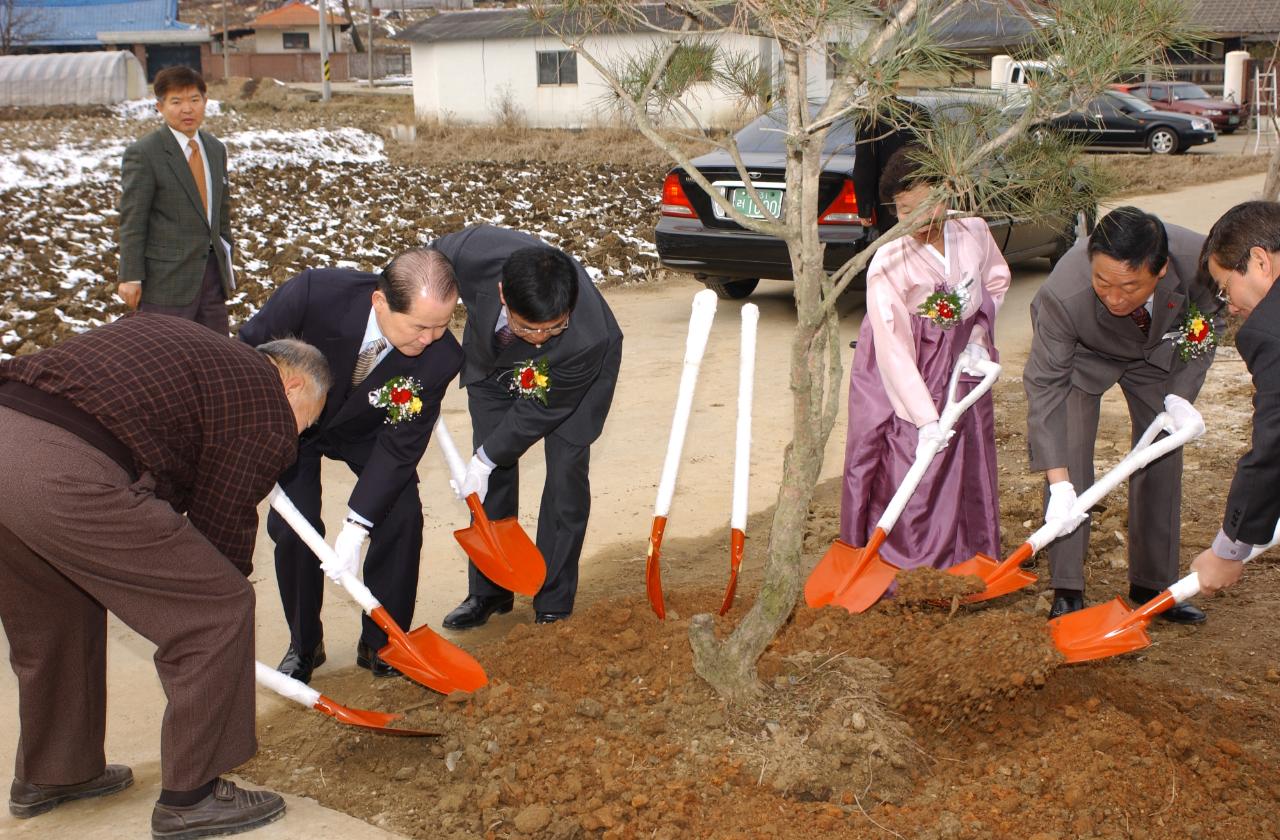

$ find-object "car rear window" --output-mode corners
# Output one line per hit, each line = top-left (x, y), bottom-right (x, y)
(733, 111), (858, 154)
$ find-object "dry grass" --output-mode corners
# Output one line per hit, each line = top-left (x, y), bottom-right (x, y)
(1095, 151), (1274, 198)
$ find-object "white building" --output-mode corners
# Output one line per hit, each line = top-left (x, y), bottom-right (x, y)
(399, 5), (829, 129)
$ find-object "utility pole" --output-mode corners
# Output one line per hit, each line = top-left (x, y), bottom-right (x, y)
(367, 0), (374, 87)
(318, 0), (331, 101)
(221, 0), (229, 80)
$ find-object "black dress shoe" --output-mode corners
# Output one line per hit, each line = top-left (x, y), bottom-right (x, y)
(9, 764), (133, 818)
(442, 594), (514, 630)
(276, 642), (325, 684)
(356, 641), (400, 678)
(1129, 585), (1207, 625)
(1049, 589), (1084, 619)
(535, 611), (570, 625)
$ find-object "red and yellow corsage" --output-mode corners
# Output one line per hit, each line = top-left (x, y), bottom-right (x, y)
(368, 375), (424, 424)
(918, 289), (963, 330)
(1173, 303), (1216, 361)
(510, 358), (551, 405)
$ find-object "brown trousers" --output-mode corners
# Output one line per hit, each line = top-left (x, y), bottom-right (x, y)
(0, 407), (257, 790)
(139, 250), (230, 336)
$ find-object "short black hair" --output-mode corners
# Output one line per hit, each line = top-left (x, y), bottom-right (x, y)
(1201, 200), (1280, 274)
(379, 248), (458, 313)
(501, 247), (579, 322)
(1087, 206), (1168, 275)
(154, 66), (207, 100)
(878, 144), (942, 205)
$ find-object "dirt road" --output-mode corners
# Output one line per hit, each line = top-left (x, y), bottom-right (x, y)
(0, 171), (1266, 839)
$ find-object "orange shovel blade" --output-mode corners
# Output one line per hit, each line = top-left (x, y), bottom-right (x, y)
(949, 546), (1039, 604)
(718, 528), (745, 616)
(453, 495), (546, 596)
(1048, 597), (1154, 664)
(313, 695), (441, 737)
(371, 607), (489, 694)
(645, 516), (667, 619)
(804, 529), (899, 614)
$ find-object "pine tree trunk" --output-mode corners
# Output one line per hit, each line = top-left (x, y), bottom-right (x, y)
(342, 0), (365, 53)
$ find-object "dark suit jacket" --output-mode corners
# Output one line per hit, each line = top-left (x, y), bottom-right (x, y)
(238, 269), (464, 524)
(431, 225), (624, 465)
(1024, 222), (1223, 470)
(0, 314), (297, 572)
(118, 127), (233, 307)
(1223, 281), (1280, 544)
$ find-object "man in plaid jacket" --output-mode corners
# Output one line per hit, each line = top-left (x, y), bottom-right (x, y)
(0, 314), (328, 839)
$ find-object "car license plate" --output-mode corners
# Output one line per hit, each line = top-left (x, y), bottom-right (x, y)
(1228, 115), (1239, 124)
(731, 187), (783, 219)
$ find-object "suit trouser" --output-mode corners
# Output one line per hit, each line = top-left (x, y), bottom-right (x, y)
(267, 444), (424, 652)
(0, 408), (256, 791)
(467, 382), (592, 614)
(139, 251), (230, 336)
(1045, 377), (1183, 592)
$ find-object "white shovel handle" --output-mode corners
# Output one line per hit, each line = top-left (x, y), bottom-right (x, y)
(433, 417), (468, 486)
(875, 356), (1002, 533)
(267, 485), (380, 613)
(1026, 410), (1206, 552)
(654, 289), (718, 517)
(731, 304), (759, 532)
(255, 660), (320, 708)
(1168, 516), (1280, 604)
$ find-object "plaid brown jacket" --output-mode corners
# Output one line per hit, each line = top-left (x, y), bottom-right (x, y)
(0, 314), (297, 573)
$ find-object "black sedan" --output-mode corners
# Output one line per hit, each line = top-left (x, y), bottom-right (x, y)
(654, 102), (1083, 299)
(1025, 90), (1216, 155)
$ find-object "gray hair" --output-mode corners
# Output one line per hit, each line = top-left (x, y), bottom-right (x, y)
(258, 338), (332, 401)
(379, 248), (458, 312)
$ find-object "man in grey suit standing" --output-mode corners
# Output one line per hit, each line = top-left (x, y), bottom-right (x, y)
(431, 225), (623, 628)
(1024, 206), (1223, 621)
(1190, 201), (1280, 594)
(117, 66), (234, 334)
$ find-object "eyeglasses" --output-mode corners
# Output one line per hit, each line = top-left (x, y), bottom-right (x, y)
(509, 315), (570, 338)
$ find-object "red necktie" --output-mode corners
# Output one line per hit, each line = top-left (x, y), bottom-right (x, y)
(1129, 306), (1150, 337)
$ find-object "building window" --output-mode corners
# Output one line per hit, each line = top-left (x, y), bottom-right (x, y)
(283, 32), (310, 50)
(537, 50), (577, 86)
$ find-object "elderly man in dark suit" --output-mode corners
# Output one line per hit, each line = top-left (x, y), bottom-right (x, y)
(1190, 201), (1280, 593)
(117, 66), (234, 334)
(0, 315), (328, 838)
(239, 249), (463, 683)
(432, 225), (623, 629)
(1024, 206), (1222, 621)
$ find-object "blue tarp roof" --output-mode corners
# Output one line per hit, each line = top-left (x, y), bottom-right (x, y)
(2, 0), (202, 47)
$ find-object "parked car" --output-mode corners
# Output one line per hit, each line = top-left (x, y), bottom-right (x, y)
(654, 99), (1087, 300)
(1017, 90), (1216, 155)
(1115, 81), (1244, 134)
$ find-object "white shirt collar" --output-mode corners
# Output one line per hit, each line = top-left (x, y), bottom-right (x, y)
(168, 125), (204, 156)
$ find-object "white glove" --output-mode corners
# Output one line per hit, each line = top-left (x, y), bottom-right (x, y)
(1044, 481), (1088, 534)
(1164, 394), (1204, 435)
(959, 342), (990, 375)
(450, 455), (494, 503)
(914, 420), (952, 461)
(325, 521), (368, 583)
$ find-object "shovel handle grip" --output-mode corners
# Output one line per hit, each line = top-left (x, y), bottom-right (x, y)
(255, 660), (321, 708)
(1166, 516), (1280, 605)
(731, 304), (758, 532)
(654, 289), (718, 518)
(433, 417), (469, 486)
(267, 485), (381, 613)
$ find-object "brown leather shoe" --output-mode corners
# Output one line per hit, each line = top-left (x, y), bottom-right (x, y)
(151, 778), (285, 839)
(9, 764), (134, 818)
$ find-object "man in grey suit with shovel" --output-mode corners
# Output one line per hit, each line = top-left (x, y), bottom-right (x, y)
(117, 66), (234, 334)
(1024, 206), (1223, 622)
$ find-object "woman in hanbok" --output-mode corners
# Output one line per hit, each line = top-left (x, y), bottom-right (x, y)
(839, 146), (1010, 570)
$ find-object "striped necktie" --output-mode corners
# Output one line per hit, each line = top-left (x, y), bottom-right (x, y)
(494, 324), (516, 350)
(1129, 306), (1151, 337)
(351, 338), (387, 387)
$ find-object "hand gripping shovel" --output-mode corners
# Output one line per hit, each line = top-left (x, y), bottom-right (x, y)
(951, 408), (1206, 603)
(804, 355), (1002, 613)
(267, 486), (488, 694)
(433, 417), (546, 596)
(1050, 517), (1280, 664)
(719, 303), (759, 615)
(254, 661), (440, 737)
(646, 289), (718, 619)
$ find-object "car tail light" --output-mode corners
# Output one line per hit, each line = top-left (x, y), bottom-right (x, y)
(818, 179), (860, 225)
(661, 173), (697, 218)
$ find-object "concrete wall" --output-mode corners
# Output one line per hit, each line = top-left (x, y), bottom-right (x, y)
(410, 30), (772, 129)
(255, 26), (344, 55)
